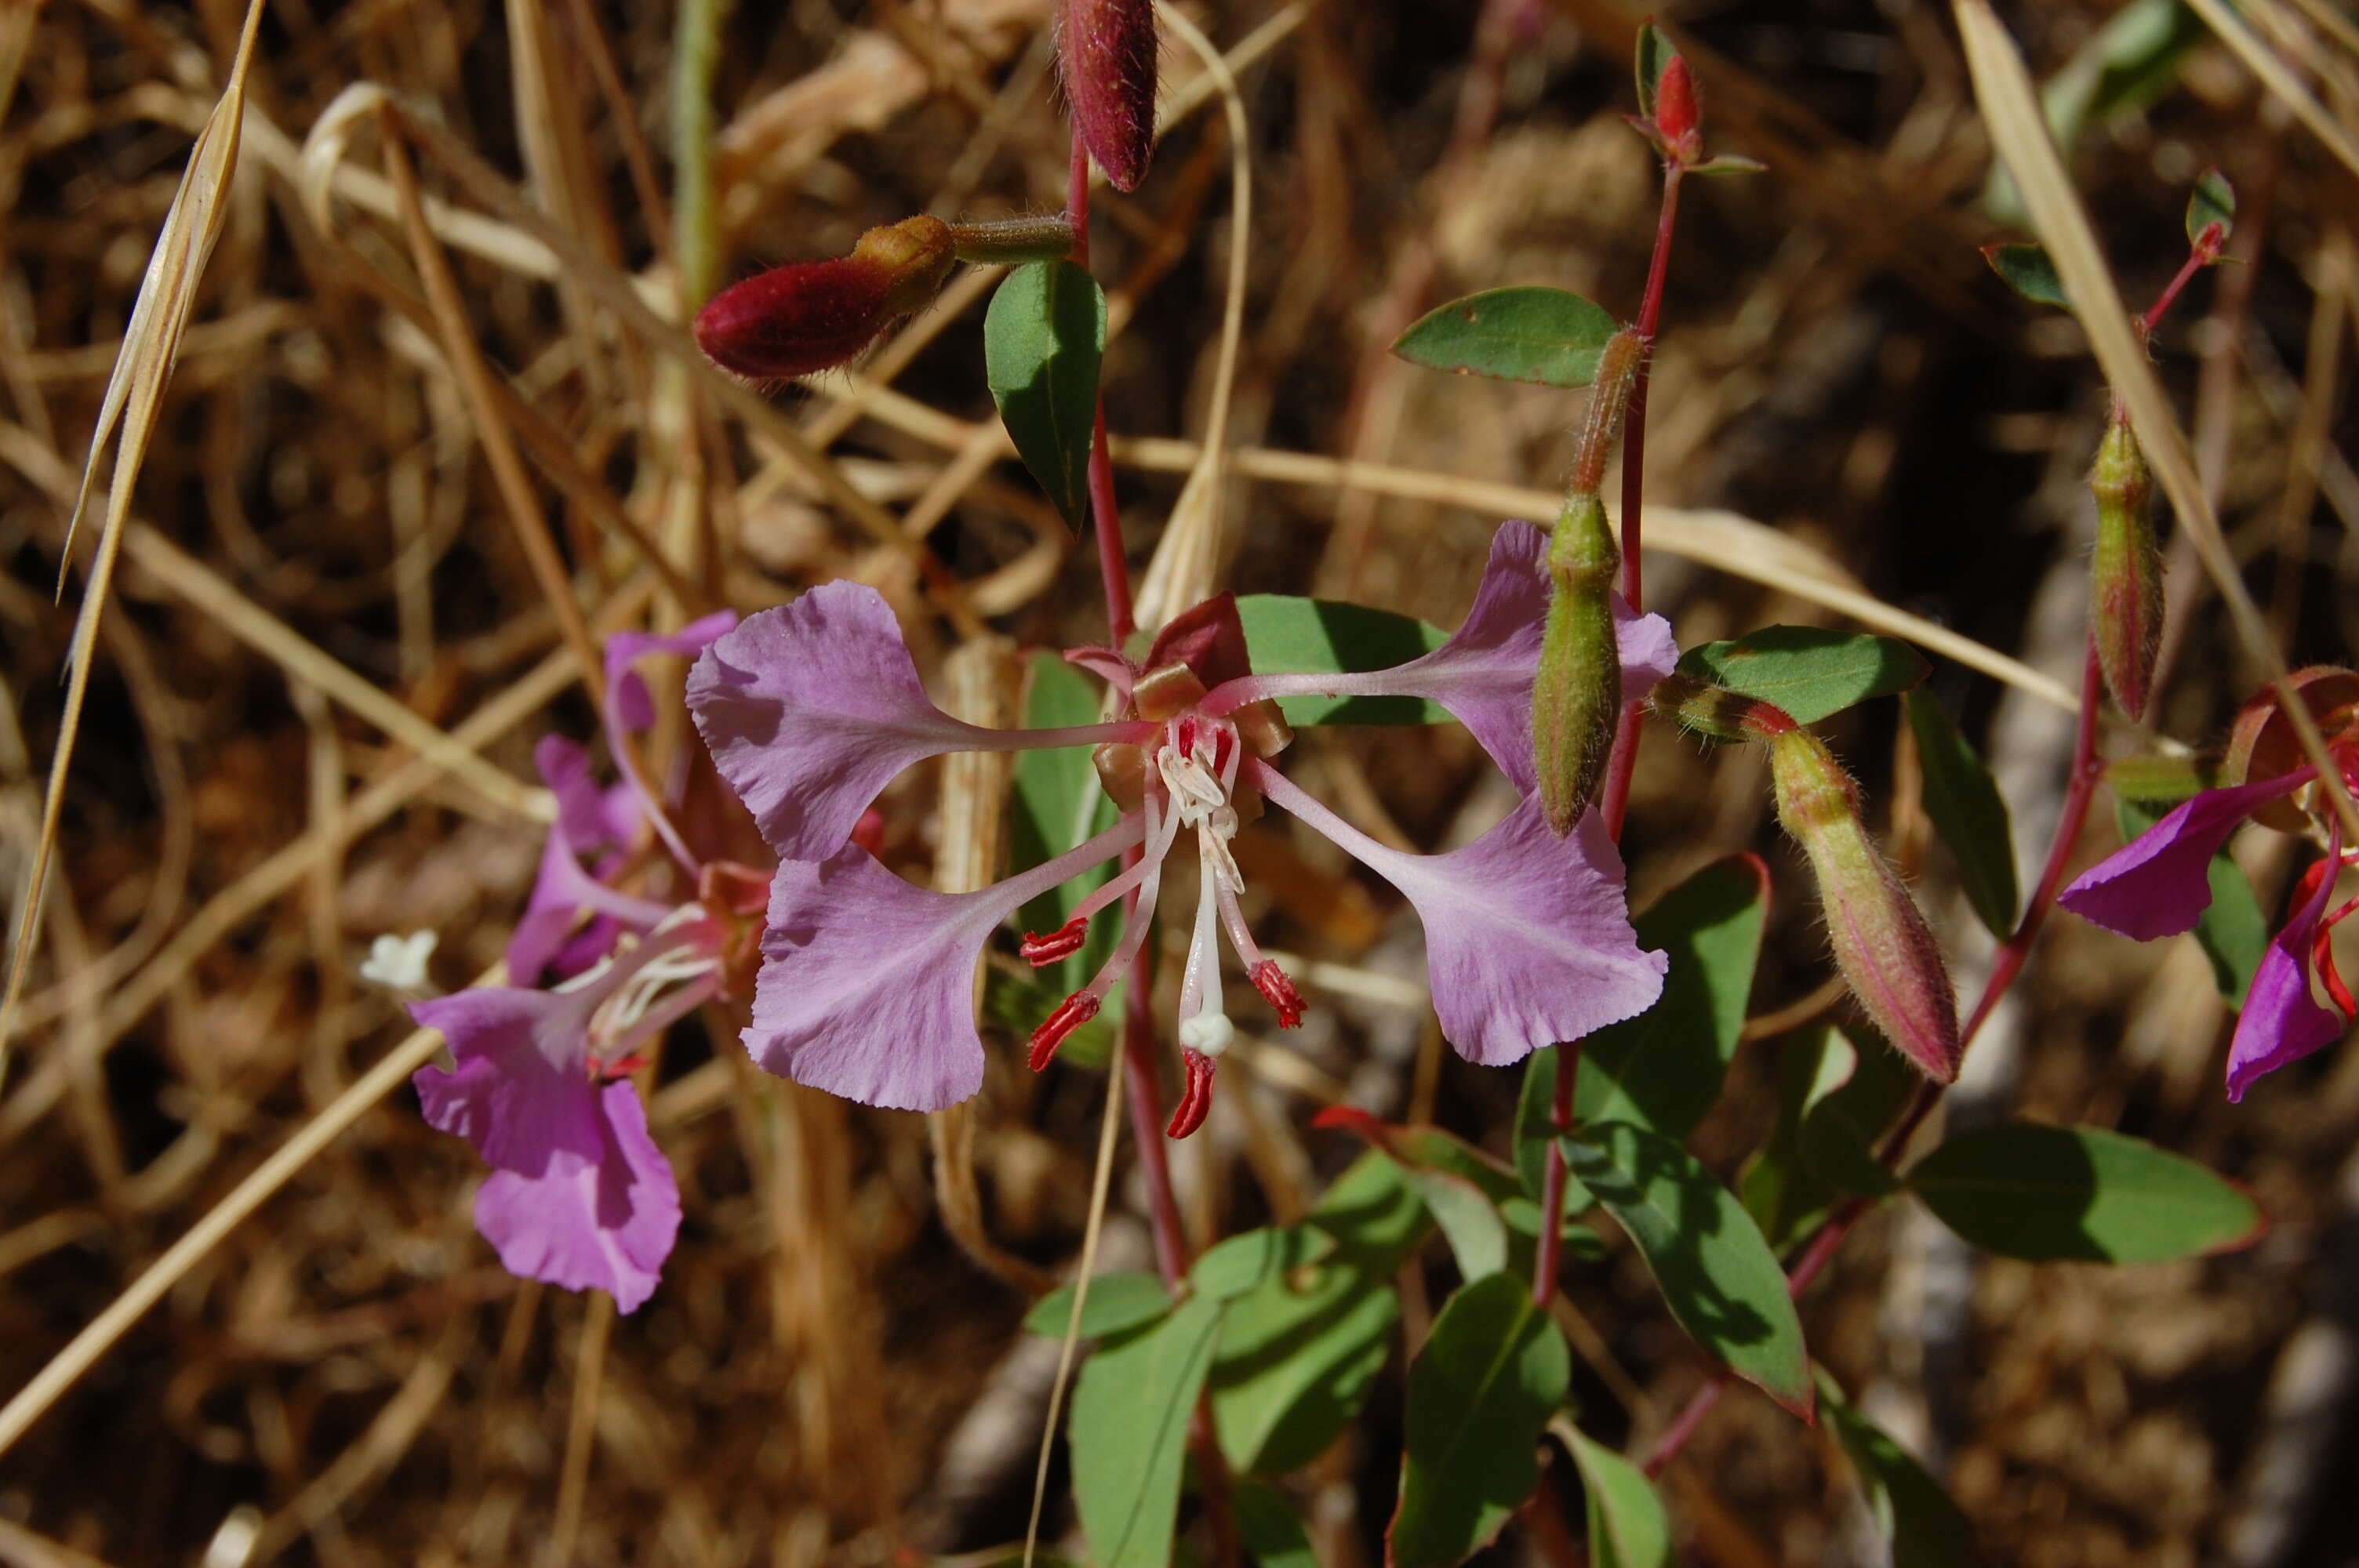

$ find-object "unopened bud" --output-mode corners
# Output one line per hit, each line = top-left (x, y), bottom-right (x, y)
(1655, 54), (1702, 162)
(1768, 728), (1961, 1083)
(1059, 0), (1158, 192)
(694, 215), (954, 380)
(1533, 492), (1623, 834)
(2089, 409), (2164, 720)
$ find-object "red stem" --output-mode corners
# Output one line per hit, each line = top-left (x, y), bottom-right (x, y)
(1536, 162), (1688, 1298)
(1645, 637), (2108, 1475)
(2141, 245), (2210, 341)
(1069, 136), (1137, 646)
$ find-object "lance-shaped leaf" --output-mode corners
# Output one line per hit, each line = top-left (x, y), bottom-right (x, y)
(1386, 1274), (1571, 1568)
(1070, 1294), (1225, 1568)
(984, 260), (1106, 529)
(1579, 855), (1769, 1141)
(2186, 166), (2234, 247)
(1234, 595), (1450, 724)
(2115, 797), (2267, 1005)
(1818, 1368), (1981, 1568)
(1905, 1122), (2263, 1263)
(1906, 690), (2019, 936)
(1566, 1427), (1675, 1568)
(1634, 20), (1677, 120)
(1392, 286), (1622, 390)
(1023, 1270), (1171, 1338)
(1233, 1481), (1318, 1568)
(1562, 1121), (1812, 1416)
(1983, 241), (2070, 309)
(1674, 626), (1928, 727)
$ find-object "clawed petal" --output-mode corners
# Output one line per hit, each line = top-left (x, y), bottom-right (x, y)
(1206, 520), (1675, 789)
(2061, 770), (2314, 940)
(744, 818), (1145, 1109)
(2226, 829), (2350, 1102)
(472, 1081), (681, 1312)
(1250, 762), (1665, 1065)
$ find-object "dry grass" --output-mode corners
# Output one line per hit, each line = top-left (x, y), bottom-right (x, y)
(1, 2), (2356, 1564)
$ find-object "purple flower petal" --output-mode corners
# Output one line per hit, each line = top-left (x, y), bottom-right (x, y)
(743, 818), (1145, 1109)
(411, 989), (680, 1310)
(1249, 761), (1666, 1065)
(2226, 831), (2350, 1103)
(605, 610), (739, 734)
(690, 583), (1146, 860)
(2060, 770), (2314, 940)
(1206, 520), (1676, 789)
(473, 1082), (680, 1313)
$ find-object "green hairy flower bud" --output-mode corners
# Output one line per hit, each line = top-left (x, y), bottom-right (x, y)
(1768, 725), (1962, 1084)
(2089, 408), (2164, 720)
(1534, 491), (1623, 835)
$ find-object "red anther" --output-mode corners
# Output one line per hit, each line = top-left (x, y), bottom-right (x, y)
(1165, 1048), (1216, 1139)
(1655, 55), (1701, 157)
(1250, 960), (1306, 1029)
(595, 1053), (652, 1083)
(1030, 992), (1101, 1071)
(1021, 916), (1089, 965)
(851, 807), (888, 857)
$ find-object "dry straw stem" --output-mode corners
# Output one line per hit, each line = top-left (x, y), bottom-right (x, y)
(0, 0), (266, 1076)
(0, 964), (503, 1461)
(1132, 1), (1253, 630)
(2184, 0), (2359, 183)
(1954, 0), (2359, 844)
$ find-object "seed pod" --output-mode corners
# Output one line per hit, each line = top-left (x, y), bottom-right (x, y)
(1532, 491), (1623, 834)
(1059, 0), (1158, 192)
(2088, 408), (2164, 720)
(694, 216), (954, 380)
(1768, 727), (1961, 1083)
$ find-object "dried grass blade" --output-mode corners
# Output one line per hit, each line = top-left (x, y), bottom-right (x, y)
(0, 0), (268, 1074)
(2183, 0), (2359, 183)
(1956, 1), (2359, 838)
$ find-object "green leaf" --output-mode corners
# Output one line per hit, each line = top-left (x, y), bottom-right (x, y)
(1514, 1047), (1587, 1207)
(1194, 1226), (1331, 1303)
(1983, 242), (2070, 310)
(1818, 1367), (1981, 1568)
(1233, 1480), (1318, 1568)
(1579, 855), (1769, 1140)
(1634, 21), (1677, 120)
(1905, 1123), (2262, 1263)
(2186, 166), (2234, 245)
(1306, 1149), (1434, 1276)
(1023, 1270), (1172, 1338)
(1562, 1121), (1812, 1415)
(1740, 1032), (1841, 1250)
(984, 260), (1106, 529)
(1674, 626), (1928, 725)
(1390, 286), (1623, 390)
(1797, 1025), (1914, 1199)
(1070, 1295), (1225, 1568)
(2117, 798), (2268, 1005)
(1387, 1274), (1571, 1568)
(1566, 1427), (1675, 1568)
(1906, 690), (2019, 937)
(1403, 1169), (1511, 1282)
(1234, 594), (1450, 726)
(1210, 1249), (1401, 1475)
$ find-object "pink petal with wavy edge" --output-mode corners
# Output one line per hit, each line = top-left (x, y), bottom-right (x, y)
(744, 818), (1146, 1110)
(1249, 761), (1665, 1065)
(2060, 770), (2314, 941)
(1205, 520), (1675, 789)
(472, 1081), (680, 1312)
(2226, 828), (2350, 1102)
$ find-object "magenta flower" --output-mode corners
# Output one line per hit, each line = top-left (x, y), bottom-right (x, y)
(414, 610), (751, 1310)
(691, 521), (1677, 1128)
(2061, 762), (2358, 1101)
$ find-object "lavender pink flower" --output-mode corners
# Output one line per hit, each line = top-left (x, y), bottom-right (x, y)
(690, 521), (1678, 1125)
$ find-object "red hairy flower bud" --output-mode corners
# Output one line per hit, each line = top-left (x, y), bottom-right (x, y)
(693, 215), (954, 380)
(1768, 728), (1961, 1083)
(1655, 54), (1701, 159)
(1060, 0), (1158, 192)
(2088, 409), (2164, 720)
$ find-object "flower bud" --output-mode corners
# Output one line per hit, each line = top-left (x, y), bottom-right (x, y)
(1059, 0), (1158, 192)
(1655, 55), (1702, 162)
(2088, 408), (2164, 720)
(1532, 492), (1623, 835)
(1768, 728), (1961, 1083)
(693, 215), (954, 380)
